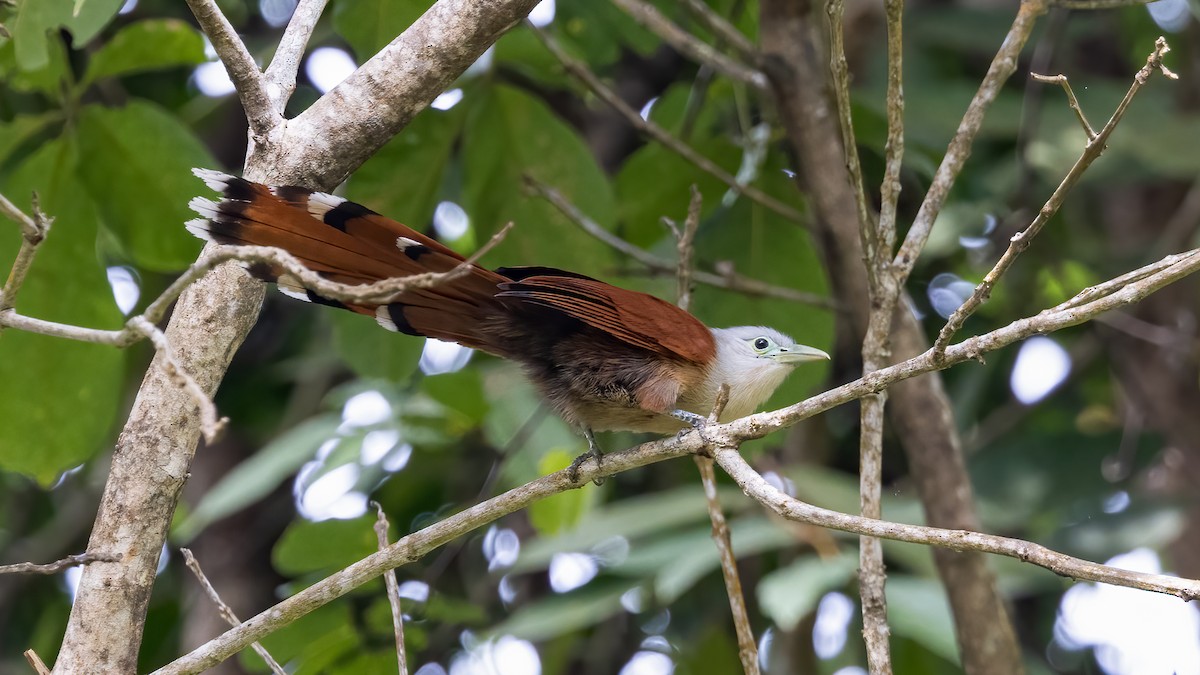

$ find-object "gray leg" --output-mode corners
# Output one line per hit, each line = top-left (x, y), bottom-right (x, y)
(568, 428), (605, 485)
(670, 409), (708, 430)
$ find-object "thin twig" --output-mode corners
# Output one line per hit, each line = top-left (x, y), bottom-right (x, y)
(180, 548), (286, 675)
(183, 0), (277, 135)
(372, 503), (408, 675)
(0, 552), (120, 575)
(609, 0), (766, 89)
(0, 193), (52, 314)
(526, 22), (805, 223)
(825, 0), (877, 276)
(933, 38), (1176, 354)
(1030, 73), (1096, 139)
(677, 0), (758, 64)
(155, 247), (1200, 674)
(128, 317), (229, 444)
(892, 0), (1047, 283)
(524, 177), (833, 308)
(262, 0), (330, 109)
(24, 650), (50, 675)
(669, 188), (760, 674)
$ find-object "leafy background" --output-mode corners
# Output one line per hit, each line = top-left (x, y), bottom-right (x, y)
(1, 1), (1198, 674)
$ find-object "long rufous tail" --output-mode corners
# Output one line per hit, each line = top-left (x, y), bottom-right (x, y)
(185, 169), (508, 352)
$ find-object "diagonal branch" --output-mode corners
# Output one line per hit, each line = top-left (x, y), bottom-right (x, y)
(262, 0), (330, 109)
(183, 0), (278, 135)
(524, 177), (833, 308)
(933, 37), (1176, 354)
(609, 0), (766, 89)
(891, 0), (1047, 285)
(526, 22), (805, 223)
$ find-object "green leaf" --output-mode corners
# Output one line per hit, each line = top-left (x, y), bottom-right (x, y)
(74, 100), (214, 270)
(462, 84), (618, 278)
(174, 416), (343, 542)
(61, 0), (123, 45)
(887, 576), (961, 664)
(346, 104), (466, 232)
(82, 19), (206, 86)
(11, 0), (62, 71)
(274, 515), (380, 575)
(332, 0), (431, 62)
(757, 552), (857, 631)
(0, 24), (71, 95)
(330, 310), (424, 382)
(0, 113), (56, 166)
(0, 139), (126, 482)
(528, 450), (594, 536)
(489, 583), (632, 642)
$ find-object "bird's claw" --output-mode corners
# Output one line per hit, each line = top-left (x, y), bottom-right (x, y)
(568, 429), (606, 486)
(670, 410), (713, 447)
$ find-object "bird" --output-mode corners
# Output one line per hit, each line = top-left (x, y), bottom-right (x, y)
(185, 168), (829, 477)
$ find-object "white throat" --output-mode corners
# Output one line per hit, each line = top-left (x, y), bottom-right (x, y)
(685, 327), (800, 421)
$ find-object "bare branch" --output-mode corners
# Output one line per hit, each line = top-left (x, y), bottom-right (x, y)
(934, 38), (1175, 354)
(0, 193), (52, 314)
(825, 0), (877, 273)
(155, 247), (1200, 674)
(610, 0), (766, 89)
(183, 0), (278, 135)
(526, 23), (805, 223)
(892, 0), (1047, 284)
(524, 177), (834, 308)
(1030, 73), (1096, 139)
(677, 0), (757, 64)
(0, 552), (120, 576)
(24, 650), (50, 675)
(372, 503), (408, 675)
(181, 548), (285, 675)
(262, 0), (330, 109)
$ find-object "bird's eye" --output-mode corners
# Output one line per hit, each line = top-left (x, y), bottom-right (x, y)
(753, 337), (770, 351)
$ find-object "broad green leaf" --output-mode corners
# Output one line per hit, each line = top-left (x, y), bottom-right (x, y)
(528, 449), (593, 535)
(330, 310), (424, 382)
(0, 27), (71, 95)
(74, 100), (214, 270)
(332, 0), (431, 62)
(82, 19), (206, 86)
(887, 576), (961, 664)
(11, 0), (62, 70)
(0, 113), (56, 166)
(346, 104), (466, 232)
(274, 515), (380, 575)
(757, 552), (857, 631)
(515, 483), (748, 571)
(0, 139), (126, 482)
(62, 0), (123, 45)
(488, 583), (632, 642)
(462, 84), (617, 277)
(244, 603), (358, 672)
(174, 416), (343, 542)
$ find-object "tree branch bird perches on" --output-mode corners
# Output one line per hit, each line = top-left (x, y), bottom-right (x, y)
(186, 169), (829, 478)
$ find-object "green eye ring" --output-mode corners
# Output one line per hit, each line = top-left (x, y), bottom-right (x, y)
(751, 337), (772, 352)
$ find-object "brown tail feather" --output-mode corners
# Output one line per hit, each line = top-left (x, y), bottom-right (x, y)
(187, 169), (508, 353)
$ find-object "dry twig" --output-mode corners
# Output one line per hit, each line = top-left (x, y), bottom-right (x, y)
(372, 503), (408, 675)
(0, 552), (120, 575)
(181, 548), (286, 675)
(183, 0), (277, 135)
(934, 38), (1176, 354)
(524, 177), (833, 308)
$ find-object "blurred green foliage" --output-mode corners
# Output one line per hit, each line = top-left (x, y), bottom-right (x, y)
(0, 0), (1196, 673)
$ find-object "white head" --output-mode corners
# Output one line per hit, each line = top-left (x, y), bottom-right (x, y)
(702, 326), (830, 421)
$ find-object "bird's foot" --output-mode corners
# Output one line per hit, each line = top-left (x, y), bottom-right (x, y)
(670, 410), (713, 448)
(568, 429), (606, 486)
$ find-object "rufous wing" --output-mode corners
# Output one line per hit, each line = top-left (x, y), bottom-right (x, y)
(497, 275), (716, 365)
